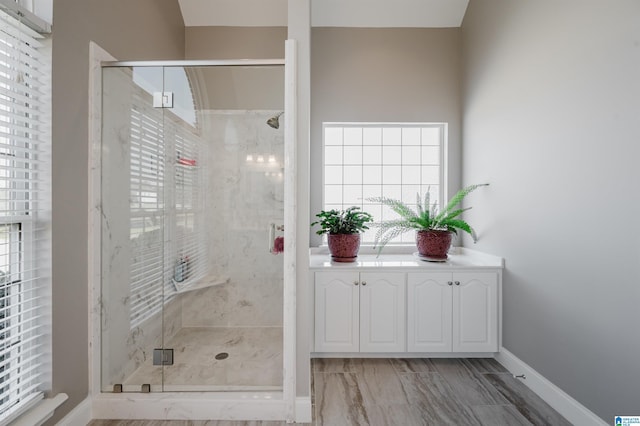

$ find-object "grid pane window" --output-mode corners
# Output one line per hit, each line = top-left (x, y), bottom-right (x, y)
(322, 123), (445, 245)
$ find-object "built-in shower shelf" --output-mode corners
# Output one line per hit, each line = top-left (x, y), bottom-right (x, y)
(173, 274), (229, 294)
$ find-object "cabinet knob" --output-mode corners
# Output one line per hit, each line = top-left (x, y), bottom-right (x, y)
(354, 281), (359, 286)
(455, 281), (460, 286)
(362, 281), (367, 286)
(448, 281), (453, 286)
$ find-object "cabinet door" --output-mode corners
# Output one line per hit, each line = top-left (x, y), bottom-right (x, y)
(359, 272), (406, 352)
(452, 272), (498, 352)
(407, 273), (453, 352)
(314, 271), (360, 352)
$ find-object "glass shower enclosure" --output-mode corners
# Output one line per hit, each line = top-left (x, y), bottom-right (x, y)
(100, 63), (285, 392)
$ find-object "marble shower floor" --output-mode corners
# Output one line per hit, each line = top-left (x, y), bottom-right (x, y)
(122, 327), (283, 391)
(94, 357), (571, 425)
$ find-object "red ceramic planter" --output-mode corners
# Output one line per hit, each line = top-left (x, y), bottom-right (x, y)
(416, 230), (453, 260)
(327, 233), (361, 262)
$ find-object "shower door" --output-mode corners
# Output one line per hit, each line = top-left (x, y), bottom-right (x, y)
(100, 64), (285, 393)
(160, 65), (285, 392)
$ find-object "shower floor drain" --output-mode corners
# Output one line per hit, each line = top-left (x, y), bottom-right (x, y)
(215, 352), (229, 360)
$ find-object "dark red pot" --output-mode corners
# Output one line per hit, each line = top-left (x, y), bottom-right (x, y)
(327, 233), (361, 262)
(416, 230), (453, 260)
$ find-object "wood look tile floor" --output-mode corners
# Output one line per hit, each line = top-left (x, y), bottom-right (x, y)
(89, 358), (571, 426)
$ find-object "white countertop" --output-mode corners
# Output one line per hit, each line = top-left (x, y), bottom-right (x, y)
(309, 247), (503, 270)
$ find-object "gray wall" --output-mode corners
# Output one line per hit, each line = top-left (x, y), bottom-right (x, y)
(186, 26), (287, 59)
(185, 27), (286, 111)
(461, 0), (640, 421)
(190, 66), (285, 110)
(310, 27), (462, 245)
(50, 1), (184, 423)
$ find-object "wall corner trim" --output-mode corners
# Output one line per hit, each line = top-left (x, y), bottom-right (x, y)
(54, 396), (91, 426)
(495, 348), (607, 426)
(295, 397), (312, 423)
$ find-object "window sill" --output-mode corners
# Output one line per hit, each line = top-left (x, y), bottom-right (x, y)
(11, 393), (68, 426)
(310, 244), (449, 256)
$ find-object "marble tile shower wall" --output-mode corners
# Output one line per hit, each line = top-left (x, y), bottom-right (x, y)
(181, 111), (284, 328)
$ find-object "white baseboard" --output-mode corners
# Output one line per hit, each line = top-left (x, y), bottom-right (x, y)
(495, 348), (606, 426)
(55, 396), (92, 426)
(295, 397), (312, 423)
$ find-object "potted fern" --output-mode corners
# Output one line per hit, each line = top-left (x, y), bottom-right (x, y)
(311, 206), (373, 262)
(368, 184), (489, 260)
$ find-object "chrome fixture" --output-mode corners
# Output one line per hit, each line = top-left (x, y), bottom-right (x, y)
(267, 112), (284, 129)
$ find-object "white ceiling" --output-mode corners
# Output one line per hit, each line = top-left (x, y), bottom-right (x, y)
(178, 0), (469, 28)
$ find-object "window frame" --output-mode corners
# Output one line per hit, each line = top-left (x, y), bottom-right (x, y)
(0, 8), (51, 422)
(0, 222), (23, 410)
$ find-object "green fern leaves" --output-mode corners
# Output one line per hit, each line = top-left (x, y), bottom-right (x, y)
(367, 184), (488, 254)
(311, 206), (373, 235)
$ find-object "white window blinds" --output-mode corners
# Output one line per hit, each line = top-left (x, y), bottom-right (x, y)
(0, 9), (51, 425)
(129, 96), (166, 328)
(128, 83), (204, 328)
(171, 120), (205, 291)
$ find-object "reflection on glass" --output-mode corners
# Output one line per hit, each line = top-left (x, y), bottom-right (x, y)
(101, 65), (284, 393)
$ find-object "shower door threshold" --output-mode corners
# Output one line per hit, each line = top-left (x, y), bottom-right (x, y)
(92, 390), (290, 421)
(162, 385), (282, 392)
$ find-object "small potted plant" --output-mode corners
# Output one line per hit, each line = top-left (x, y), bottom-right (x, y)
(311, 206), (373, 262)
(368, 183), (488, 260)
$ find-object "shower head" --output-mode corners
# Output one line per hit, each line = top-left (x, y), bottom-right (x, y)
(267, 112), (284, 129)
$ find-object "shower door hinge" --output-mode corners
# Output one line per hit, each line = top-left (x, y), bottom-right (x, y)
(153, 91), (173, 108)
(153, 348), (174, 365)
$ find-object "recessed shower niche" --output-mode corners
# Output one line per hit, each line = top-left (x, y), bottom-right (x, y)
(99, 63), (285, 392)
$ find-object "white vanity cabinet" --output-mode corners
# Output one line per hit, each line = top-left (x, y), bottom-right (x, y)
(407, 271), (498, 353)
(310, 249), (503, 356)
(314, 271), (359, 352)
(314, 271), (405, 353)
